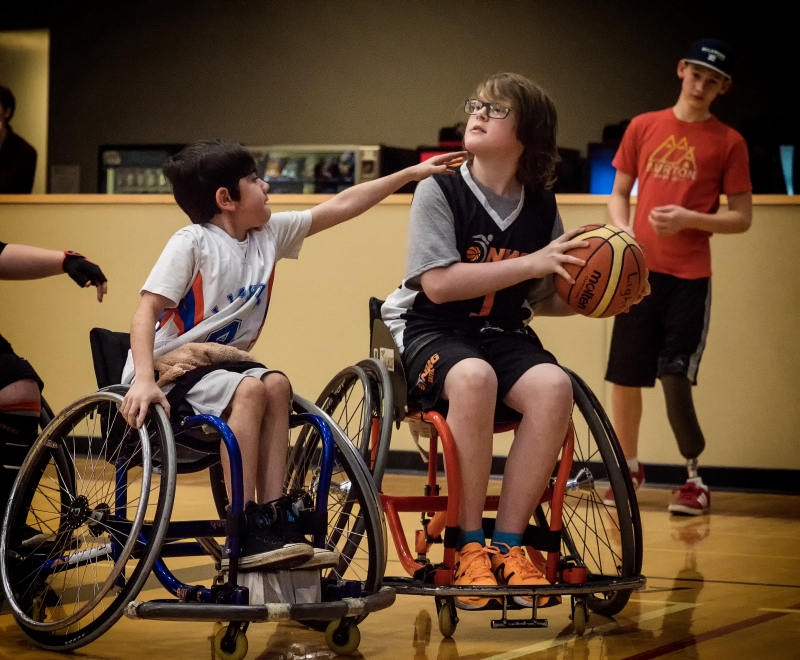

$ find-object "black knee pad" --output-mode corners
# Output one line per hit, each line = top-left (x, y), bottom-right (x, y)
(660, 375), (705, 460)
(0, 412), (40, 513)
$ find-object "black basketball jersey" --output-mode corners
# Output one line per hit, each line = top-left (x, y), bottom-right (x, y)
(383, 166), (558, 351)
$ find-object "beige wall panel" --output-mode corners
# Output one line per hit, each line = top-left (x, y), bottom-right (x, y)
(1, 199), (798, 470)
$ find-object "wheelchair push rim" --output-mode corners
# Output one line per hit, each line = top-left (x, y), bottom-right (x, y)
(0, 390), (176, 641)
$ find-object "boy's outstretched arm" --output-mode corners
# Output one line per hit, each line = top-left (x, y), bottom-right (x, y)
(306, 151), (466, 236)
(121, 292), (173, 428)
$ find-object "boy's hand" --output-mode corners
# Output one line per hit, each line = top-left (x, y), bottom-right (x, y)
(121, 379), (171, 429)
(649, 205), (692, 236)
(524, 227), (589, 283)
(407, 151), (468, 181)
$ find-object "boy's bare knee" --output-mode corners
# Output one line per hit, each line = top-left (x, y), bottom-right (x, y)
(444, 359), (498, 403)
(231, 376), (268, 412)
(262, 372), (292, 409)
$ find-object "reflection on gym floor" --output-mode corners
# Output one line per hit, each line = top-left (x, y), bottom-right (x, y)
(1, 473), (799, 660)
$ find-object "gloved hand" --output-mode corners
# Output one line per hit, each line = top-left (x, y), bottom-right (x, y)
(62, 251), (107, 287)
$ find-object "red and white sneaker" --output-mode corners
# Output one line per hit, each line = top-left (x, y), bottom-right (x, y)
(602, 463), (645, 507)
(668, 479), (710, 516)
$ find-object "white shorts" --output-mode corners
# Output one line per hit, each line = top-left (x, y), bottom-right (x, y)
(163, 367), (272, 418)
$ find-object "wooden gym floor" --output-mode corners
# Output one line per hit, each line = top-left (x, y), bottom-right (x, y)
(1, 472), (799, 660)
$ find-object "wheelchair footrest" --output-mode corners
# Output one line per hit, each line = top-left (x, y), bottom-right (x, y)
(124, 586), (396, 623)
(491, 616), (548, 629)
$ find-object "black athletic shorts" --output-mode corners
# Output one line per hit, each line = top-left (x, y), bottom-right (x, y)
(605, 272), (711, 387)
(404, 327), (559, 415)
(0, 333), (44, 392)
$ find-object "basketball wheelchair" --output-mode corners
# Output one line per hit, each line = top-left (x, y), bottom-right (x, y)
(0, 329), (393, 658)
(311, 299), (646, 637)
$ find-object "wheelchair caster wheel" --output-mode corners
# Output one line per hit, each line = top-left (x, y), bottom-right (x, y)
(437, 598), (458, 638)
(571, 598), (589, 635)
(325, 619), (361, 655)
(213, 625), (248, 660)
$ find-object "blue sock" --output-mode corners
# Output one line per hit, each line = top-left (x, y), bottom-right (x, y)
(492, 530), (523, 553)
(457, 528), (485, 550)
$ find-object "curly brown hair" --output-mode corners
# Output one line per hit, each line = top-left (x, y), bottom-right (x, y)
(471, 73), (559, 190)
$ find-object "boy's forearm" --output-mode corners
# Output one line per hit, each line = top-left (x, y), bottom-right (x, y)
(130, 306), (158, 383)
(307, 169), (415, 236)
(0, 244), (65, 280)
(422, 259), (534, 304)
(608, 192), (633, 231)
(683, 209), (751, 234)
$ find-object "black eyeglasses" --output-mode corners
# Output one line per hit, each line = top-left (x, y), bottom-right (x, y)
(464, 99), (511, 119)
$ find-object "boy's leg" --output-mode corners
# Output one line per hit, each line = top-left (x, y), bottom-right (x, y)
(256, 372), (292, 503)
(220, 376), (268, 504)
(605, 272), (664, 491)
(660, 277), (712, 515)
(484, 335), (571, 605)
(495, 363), (572, 535)
(405, 337), (498, 608)
(441, 358), (497, 532)
(612, 384), (643, 462)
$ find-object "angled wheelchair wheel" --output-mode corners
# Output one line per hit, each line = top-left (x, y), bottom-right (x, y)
(287, 395), (387, 600)
(0, 388), (176, 651)
(314, 359), (394, 488)
(534, 370), (641, 617)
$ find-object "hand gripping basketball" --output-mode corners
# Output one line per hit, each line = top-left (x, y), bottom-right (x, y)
(62, 251), (108, 288)
(554, 225), (648, 318)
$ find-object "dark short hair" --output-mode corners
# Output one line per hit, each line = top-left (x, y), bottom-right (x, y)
(163, 139), (257, 224)
(473, 73), (559, 190)
(0, 86), (15, 120)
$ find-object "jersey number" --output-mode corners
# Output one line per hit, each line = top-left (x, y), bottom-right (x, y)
(206, 319), (242, 345)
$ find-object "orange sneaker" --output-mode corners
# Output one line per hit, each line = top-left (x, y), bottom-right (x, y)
(491, 543), (553, 607)
(452, 542), (499, 609)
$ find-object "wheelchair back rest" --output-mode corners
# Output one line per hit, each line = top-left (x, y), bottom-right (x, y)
(368, 297), (408, 422)
(89, 328), (131, 388)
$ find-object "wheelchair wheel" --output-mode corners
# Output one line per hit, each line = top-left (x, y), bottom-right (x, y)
(287, 395), (387, 598)
(314, 359), (394, 487)
(0, 389), (176, 651)
(534, 371), (641, 617)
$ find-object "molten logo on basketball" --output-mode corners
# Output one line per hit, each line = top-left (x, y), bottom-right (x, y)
(577, 270), (602, 310)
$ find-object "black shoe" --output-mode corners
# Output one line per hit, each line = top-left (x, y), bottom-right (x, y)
(222, 499), (313, 571)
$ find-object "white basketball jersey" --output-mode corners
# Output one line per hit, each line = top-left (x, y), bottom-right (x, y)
(121, 211), (311, 384)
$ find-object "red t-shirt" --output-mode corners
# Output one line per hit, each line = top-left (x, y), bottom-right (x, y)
(613, 108), (751, 279)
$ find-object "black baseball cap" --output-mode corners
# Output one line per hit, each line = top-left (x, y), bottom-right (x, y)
(683, 38), (734, 78)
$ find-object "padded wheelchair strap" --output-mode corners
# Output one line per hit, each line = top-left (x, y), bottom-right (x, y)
(482, 517), (562, 553)
(165, 360), (266, 422)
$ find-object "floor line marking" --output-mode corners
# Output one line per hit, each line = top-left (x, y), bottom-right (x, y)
(645, 575), (800, 589)
(758, 607), (800, 614)
(481, 602), (697, 660)
(620, 599), (800, 660)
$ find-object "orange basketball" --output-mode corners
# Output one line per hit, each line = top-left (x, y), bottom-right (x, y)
(466, 245), (482, 262)
(554, 224), (647, 318)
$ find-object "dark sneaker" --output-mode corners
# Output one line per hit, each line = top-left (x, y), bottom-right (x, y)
(222, 499), (313, 571)
(292, 547), (341, 570)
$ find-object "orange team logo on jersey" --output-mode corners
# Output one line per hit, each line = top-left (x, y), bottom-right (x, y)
(466, 234), (493, 262)
(468, 244), (528, 317)
(646, 136), (697, 182)
(416, 353), (440, 391)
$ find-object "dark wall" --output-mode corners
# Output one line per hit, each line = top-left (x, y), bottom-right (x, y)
(3, 1), (797, 192)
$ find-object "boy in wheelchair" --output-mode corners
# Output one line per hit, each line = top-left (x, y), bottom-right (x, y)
(382, 73), (643, 609)
(120, 139), (464, 572)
